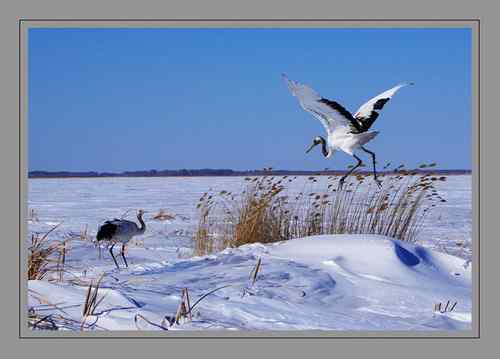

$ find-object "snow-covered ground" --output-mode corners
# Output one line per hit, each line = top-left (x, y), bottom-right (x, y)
(27, 175), (472, 331)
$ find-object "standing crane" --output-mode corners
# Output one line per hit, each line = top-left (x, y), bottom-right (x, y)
(96, 209), (146, 269)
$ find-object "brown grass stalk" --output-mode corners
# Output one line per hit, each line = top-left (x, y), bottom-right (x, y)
(81, 274), (106, 330)
(250, 257), (262, 286)
(28, 223), (68, 280)
(193, 164), (446, 255)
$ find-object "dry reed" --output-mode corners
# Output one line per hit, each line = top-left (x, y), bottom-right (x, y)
(152, 209), (176, 221)
(28, 223), (68, 280)
(434, 300), (458, 313)
(194, 164), (447, 255)
(81, 274), (106, 330)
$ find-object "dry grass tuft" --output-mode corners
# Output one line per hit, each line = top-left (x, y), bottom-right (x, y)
(28, 309), (59, 330)
(64, 224), (90, 242)
(250, 257), (262, 286)
(242, 257), (262, 297)
(28, 223), (69, 280)
(81, 274), (106, 330)
(29, 208), (39, 222)
(434, 300), (458, 313)
(134, 313), (169, 330)
(194, 163), (447, 255)
(152, 209), (176, 221)
(174, 288), (192, 325)
(29, 289), (107, 331)
(168, 285), (233, 327)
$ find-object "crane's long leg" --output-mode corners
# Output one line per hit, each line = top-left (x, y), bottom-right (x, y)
(360, 146), (381, 187)
(109, 243), (120, 270)
(338, 154), (363, 190)
(121, 243), (128, 268)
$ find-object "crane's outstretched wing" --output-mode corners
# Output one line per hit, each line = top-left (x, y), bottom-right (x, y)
(282, 74), (362, 134)
(353, 82), (413, 132)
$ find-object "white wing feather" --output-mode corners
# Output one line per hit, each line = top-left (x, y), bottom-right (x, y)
(283, 74), (354, 134)
(354, 83), (413, 120)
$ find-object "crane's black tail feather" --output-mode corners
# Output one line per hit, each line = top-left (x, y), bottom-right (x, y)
(96, 222), (117, 241)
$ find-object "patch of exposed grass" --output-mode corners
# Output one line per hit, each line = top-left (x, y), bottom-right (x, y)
(28, 289), (107, 331)
(66, 224), (89, 241)
(193, 164), (447, 255)
(152, 209), (176, 221)
(28, 223), (68, 280)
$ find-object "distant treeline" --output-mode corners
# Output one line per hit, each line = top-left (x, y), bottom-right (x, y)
(29, 168), (472, 179)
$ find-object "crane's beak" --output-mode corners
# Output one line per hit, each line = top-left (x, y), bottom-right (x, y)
(306, 142), (317, 154)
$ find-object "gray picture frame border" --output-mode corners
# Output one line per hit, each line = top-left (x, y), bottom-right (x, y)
(18, 18), (479, 340)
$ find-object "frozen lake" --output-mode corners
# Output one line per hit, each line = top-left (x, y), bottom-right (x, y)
(28, 175), (472, 259)
(27, 175), (473, 331)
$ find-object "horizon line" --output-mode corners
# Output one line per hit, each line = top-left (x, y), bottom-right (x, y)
(28, 167), (472, 179)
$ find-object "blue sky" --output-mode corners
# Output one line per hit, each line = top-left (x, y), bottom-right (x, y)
(28, 28), (471, 172)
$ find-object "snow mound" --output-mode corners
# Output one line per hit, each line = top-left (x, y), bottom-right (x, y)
(28, 235), (472, 331)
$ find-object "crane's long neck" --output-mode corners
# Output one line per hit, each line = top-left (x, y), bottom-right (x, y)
(320, 137), (329, 158)
(137, 214), (146, 234)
